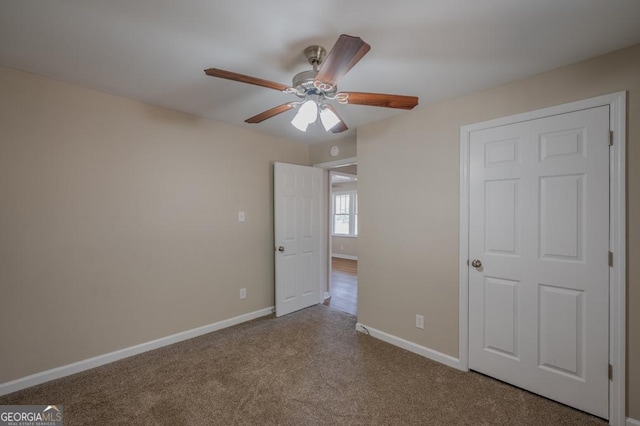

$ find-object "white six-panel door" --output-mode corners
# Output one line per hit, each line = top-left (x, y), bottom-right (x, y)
(274, 162), (322, 317)
(468, 106), (610, 418)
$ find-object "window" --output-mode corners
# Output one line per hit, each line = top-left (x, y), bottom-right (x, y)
(333, 191), (357, 236)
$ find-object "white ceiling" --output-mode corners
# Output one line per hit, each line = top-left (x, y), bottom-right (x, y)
(2, 1), (640, 144)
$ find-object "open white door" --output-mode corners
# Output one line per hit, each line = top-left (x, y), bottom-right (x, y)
(468, 106), (610, 418)
(274, 162), (323, 317)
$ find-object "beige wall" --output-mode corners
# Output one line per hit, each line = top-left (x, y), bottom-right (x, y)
(332, 236), (357, 259)
(0, 66), (308, 383)
(357, 43), (640, 418)
(334, 164), (357, 175)
(309, 136), (357, 165)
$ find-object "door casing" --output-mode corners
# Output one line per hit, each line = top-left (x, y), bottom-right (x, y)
(459, 92), (626, 425)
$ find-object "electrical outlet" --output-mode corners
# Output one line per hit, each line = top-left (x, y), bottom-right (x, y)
(415, 314), (424, 329)
(238, 211), (245, 222)
(240, 288), (247, 299)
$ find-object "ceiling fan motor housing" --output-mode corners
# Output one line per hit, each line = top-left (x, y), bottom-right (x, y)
(292, 69), (336, 96)
(292, 45), (337, 97)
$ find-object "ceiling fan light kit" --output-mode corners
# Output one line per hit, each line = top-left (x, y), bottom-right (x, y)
(204, 34), (419, 134)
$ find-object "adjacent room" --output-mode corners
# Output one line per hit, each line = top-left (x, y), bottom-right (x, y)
(1, 1), (639, 425)
(325, 164), (358, 316)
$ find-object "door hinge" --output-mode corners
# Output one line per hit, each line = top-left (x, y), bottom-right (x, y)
(609, 131), (614, 146)
(608, 251), (613, 267)
(609, 364), (613, 380)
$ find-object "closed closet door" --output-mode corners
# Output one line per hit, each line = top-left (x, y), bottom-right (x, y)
(468, 106), (610, 418)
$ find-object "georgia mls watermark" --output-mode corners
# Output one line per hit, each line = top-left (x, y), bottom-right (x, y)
(0, 405), (63, 426)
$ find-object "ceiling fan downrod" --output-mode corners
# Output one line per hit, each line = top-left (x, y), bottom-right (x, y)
(303, 45), (326, 71)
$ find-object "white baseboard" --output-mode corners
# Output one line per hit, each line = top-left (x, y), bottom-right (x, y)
(332, 254), (358, 260)
(0, 306), (274, 396)
(627, 417), (640, 426)
(355, 322), (463, 371)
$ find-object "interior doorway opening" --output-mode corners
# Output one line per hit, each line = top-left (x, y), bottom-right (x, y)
(323, 164), (358, 316)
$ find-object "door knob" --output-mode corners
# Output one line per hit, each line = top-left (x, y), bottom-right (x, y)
(278, 246), (285, 252)
(471, 259), (482, 268)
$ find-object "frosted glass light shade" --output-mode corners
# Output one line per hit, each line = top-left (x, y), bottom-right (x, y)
(291, 100), (318, 132)
(320, 106), (340, 131)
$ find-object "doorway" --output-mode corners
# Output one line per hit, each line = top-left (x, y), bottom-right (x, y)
(326, 168), (358, 315)
(459, 92), (626, 423)
(313, 158), (359, 316)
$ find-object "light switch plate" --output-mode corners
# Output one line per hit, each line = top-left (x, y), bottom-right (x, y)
(416, 314), (424, 329)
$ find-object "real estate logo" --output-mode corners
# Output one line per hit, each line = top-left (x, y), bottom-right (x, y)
(0, 405), (63, 426)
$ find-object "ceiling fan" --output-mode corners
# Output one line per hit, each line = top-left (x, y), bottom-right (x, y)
(204, 34), (419, 133)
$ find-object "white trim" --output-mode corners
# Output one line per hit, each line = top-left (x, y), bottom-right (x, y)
(318, 169), (329, 305)
(331, 171), (357, 184)
(0, 307), (274, 396)
(355, 322), (463, 371)
(459, 119), (471, 372)
(324, 170), (331, 301)
(608, 92), (627, 426)
(331, 254), (358, 261)
(459, 92), (626, 425)
(323, 291), (331, 300)
(626, 418), (640, 426)
(313, 156), (357, 169)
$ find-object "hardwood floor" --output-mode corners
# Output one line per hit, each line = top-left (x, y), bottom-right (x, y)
(324, 257), (357, 315)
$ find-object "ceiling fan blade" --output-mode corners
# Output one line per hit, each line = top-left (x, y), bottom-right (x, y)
(204, 68), (290, 92)
(323, 104), (348, 133)
(315, 34), (371, 88)
(245, 103), (296, 124)
(337, 92), (419, 110)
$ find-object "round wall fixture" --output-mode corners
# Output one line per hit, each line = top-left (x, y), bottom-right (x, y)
(330, 145), (340, 157)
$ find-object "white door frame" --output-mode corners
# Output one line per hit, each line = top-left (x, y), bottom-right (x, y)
(458, 92), (626, 425)
(314, 157), (358, 301)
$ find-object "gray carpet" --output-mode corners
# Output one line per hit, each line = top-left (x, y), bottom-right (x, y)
(0, 305), (605, 425)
